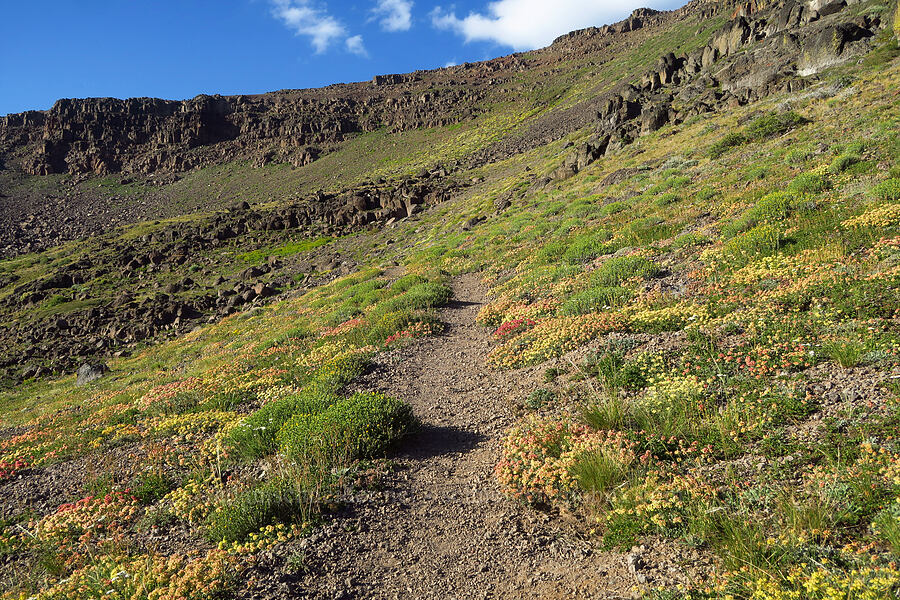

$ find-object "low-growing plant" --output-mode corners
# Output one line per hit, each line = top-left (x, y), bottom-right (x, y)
(277, 392), (414, 466)
(823, 340), (866, 368)
(708, 131), (746, 158)
(558, 286), (632, 315)
(744, 110), (807, 140)
(205, 477), (310, 543)
(871, 177), (900, 202)
(591, 256), (660, 287)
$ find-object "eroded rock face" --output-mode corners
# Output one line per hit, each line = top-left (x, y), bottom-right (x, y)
(2, 0), (883, 184)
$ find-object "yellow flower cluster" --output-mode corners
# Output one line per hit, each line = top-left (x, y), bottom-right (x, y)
(626, 303), (709, 333)
(88, 423), (143, 449)
(165, 477), (223, 524)
(487, 313), (624, 369)
(218, 522), (304, 555)
(745, 561), (900, 600)
(843, 203), (900, 229)
(256, 384), (304, 406)
(477, 296), (560, 328)
(25, 549), (237, 600)
(150, 411), (241, 439)
(297, 340), (373, 367)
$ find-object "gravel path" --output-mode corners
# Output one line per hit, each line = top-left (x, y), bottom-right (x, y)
(279, 274), (638, 599)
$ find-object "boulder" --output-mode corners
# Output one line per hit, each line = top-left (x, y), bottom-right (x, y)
(76, 362), (108, 386)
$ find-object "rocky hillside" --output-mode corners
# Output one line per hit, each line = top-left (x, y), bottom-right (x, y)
(1, 0), (900, 599)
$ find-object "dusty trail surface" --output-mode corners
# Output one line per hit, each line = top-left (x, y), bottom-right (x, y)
(255, 274), (641, 599)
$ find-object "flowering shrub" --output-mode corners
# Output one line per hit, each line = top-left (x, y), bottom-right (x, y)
(29, 549), (237, 600)
(165, 476), (224, 525)
(218, 522), (304, 555)
(627, 303), (709, 333)
(604, 473), (719, 543)
(487, 313), (625, 369)
(737, 556), (900, 600)
(319, 317), (364, 338)
(804, 443), (900, 518)
(0, 458), (27, 480)
(36, 492), (139, 566)
(150, 411), (241, 439)
(495, 416), (639, 503)
(477, 297), (559, 328)
(492, 318), (538, 338)
(843, 203), (900, 229)
(384, 320), (440, 346)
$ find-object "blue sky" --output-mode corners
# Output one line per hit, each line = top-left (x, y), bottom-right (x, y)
(0, 0), (683, 116)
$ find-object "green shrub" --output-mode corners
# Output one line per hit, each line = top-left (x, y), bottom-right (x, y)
(278, 392), (414, 465)
(672, 232), (710, 248)
(828, 153), (861, 174)
(722, 192), (794, 238)
(582, 395), (628, 430)
(525, 389), (554, 410)
(563, 229), (613, 263)
(708, 131), (746, 158)
(376, 282), (451, 314)
(654, 192), (680, 207)
(591, 256), (660, 287)
(723, 224), (782, 262)
(559, 286), (633, 315)
(534, 240), (568, 263)
(572, 447), (633, 499)
(227, 385), (339, 460)
(789, 172), (831, 194)
(390, 273), (428, 293)
(205, 478), (310, 543)
(598, 201), (629, 216)
(871, 178), (900, 202)
(744, 111), (807, 140)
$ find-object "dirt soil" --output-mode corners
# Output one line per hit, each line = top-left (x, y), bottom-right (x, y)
(240, 274), (708, 600)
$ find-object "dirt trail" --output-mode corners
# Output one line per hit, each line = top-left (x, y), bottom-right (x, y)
(269, 274), (639, 600)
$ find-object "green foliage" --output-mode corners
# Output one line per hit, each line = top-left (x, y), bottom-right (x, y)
(572, 448), (632, 498)
(654, 192), (680, 207)
(789, 172), (831, 195)
(563, 229), (613, 263)
(205, 478), (309, 543)
(278, 391), (415, 465)
(828, 152), (861, 174)
(597, 200), (629, 216)
(375, 282), (451, 314)
(723, 224), (782, 263)
(226, 354), (369, 459)
(590, 256), (660, 287)
(823, 340), (866, 368)
(708, 131), (746, 158)
(722, 192), (794, 239)
(239, 236), (333, 263)
(582, 395), (627, 430)
(744, 111), (807, 141)
(672, 232), (710, 248)
(558, 286), (633, 315)
(871, 178), (900, 202)
(390, 273), (428, 293)
(525, 388), (554, 410)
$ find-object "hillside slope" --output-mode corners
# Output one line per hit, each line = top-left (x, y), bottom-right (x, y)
(2, 0), (900, 598)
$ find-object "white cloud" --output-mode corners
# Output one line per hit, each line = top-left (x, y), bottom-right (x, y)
(345, 35), (369, 56)
(444, 59), (458, 67)
(372, 0), (413, 31)
(431, 0), (656, 50)
(271, 0), (346, 53)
